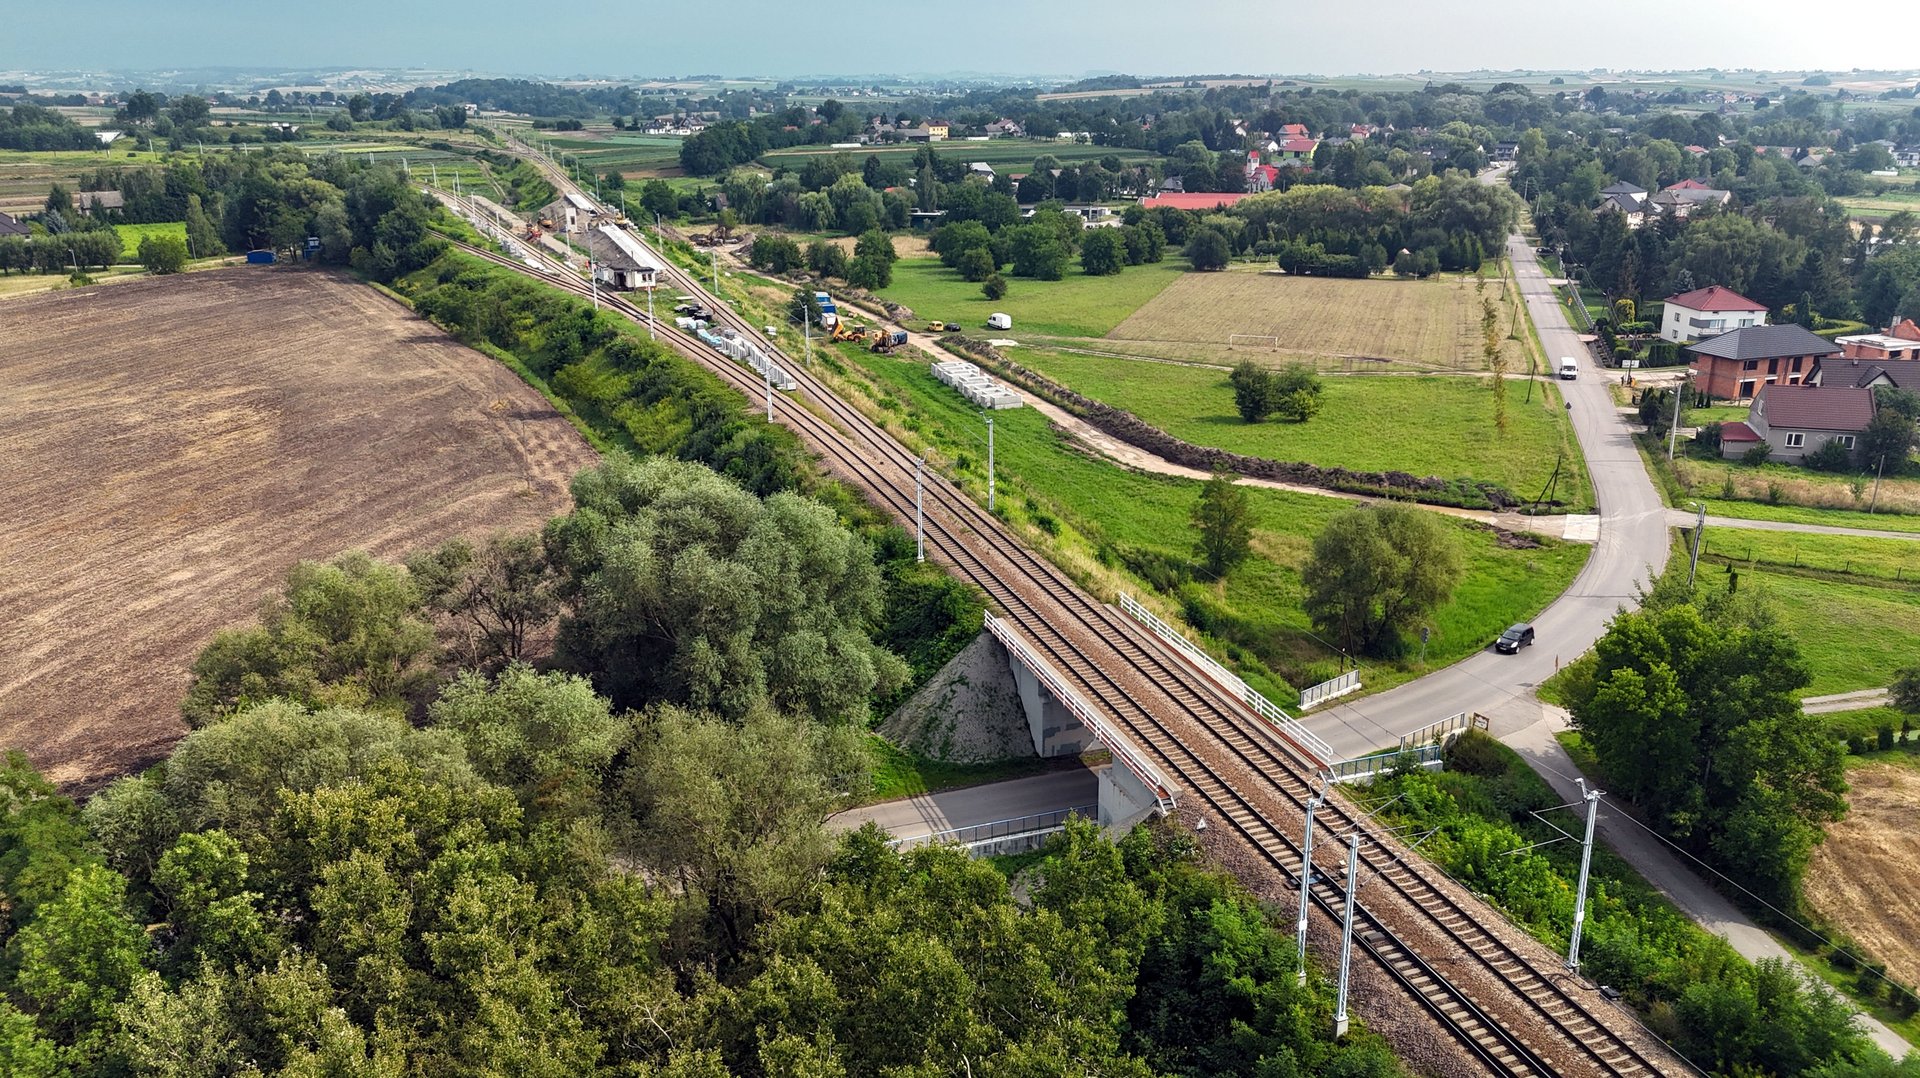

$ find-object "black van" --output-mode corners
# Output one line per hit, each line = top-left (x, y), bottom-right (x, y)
(1495, 623), (1535, 654)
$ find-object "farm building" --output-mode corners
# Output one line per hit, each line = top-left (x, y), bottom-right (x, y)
(589, 226), (662, 291)
(71, 190), (125, 215)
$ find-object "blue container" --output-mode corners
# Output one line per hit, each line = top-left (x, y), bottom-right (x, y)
(246, 249), (276, 264)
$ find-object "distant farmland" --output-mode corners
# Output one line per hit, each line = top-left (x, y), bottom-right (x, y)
(1105, 267), (1527, 369)
(0, 270), (598, 788)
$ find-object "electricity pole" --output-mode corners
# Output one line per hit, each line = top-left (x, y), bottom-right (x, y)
(1667, 375), (1686, 460)
(984, 413), (996, 512)
(1334, 832), (1361, 1039)
(1296, 786), (1323, 986)
(1567, 781), (1604, 975)
(1686, 501), (1707, 589)
(914, 454), (926, 563)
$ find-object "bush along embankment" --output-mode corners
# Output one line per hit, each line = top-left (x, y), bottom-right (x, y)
(394, 251), (985, 714)
(1358, 731), (1899, 1076)
(946, 337), (1526, 512)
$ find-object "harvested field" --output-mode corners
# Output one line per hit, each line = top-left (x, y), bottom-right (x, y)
(1106, 267), (1527, 370)
(0, 270), (599, 788)
(1804, 762), (1920, 987)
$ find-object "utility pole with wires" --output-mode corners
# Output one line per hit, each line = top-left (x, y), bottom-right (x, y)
(984, 413), (996, 512)
(1567, 781), (1604, 974)
(1334, 831), (1361, 1038)
(914, 454), (927, 563)
(1685, 501), (1707, 589)
(1295, 782), (1325, 986)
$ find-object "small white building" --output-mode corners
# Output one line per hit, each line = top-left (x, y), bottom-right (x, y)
(1660, 285), (1768, 344)
(589, 225), (662, 291)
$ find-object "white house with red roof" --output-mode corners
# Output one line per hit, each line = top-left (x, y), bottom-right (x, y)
(1661, 285), (1769, 344)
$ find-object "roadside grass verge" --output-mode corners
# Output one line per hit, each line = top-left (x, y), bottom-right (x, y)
(1696, 497), (1920, 534)
(1699, 525), (1920, 585)
(876, 257), (1185, 338)
(1011, 347), (1591, 508)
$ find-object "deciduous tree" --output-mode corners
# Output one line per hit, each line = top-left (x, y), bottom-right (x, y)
(1302, 505), (1463, 655)
(1190, 471), (1253, 579)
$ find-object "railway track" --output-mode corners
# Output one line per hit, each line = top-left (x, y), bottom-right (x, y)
(440, 167), (1681, 1074)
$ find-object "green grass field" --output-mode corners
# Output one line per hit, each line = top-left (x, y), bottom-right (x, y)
(1737, 569), (1920, 696)
(1701, 526), (1920, 584)
(1011, 349), (1590, 506)
(111, 221), (187, 260)
(1696, 498), (1920, 534)
(813, 337), (1589, 698)
(878, 256), (1186, 338)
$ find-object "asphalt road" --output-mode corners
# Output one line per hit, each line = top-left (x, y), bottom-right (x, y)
(827, 768), (1101, 839)
(1306, 233), (1675, 759)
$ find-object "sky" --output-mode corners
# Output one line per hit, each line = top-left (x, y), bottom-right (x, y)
(4, 0), (1918, 81)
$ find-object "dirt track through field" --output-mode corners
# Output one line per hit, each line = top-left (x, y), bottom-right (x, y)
(0, 270), (599, 789)
(1804, 762), (1920, 988)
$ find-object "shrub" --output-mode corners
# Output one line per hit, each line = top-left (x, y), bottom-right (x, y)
(1444, 728), (1506, 777)
(1614, 345), (1634, 362)
(1695, 422), (1723, 452)
(1742, 442), (1772, 466)
(981, 273), (1007, 300)
(1848, 734), (1869, 756)
(1803, 439), (1854, 473)
(1878, 725), (1896, 752)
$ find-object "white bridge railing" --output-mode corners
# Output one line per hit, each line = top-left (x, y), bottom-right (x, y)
(984, 615), (1176, 814)
(1117, 595), (1335, 768)
(1299, 669), (1362, 710)
(1397, 711), (1488, 752)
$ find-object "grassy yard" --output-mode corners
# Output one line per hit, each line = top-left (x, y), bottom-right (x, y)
(1671, 447), (1920, 517)
(1104, 264), (1530, 372)
(813, 336), (1588, 700)
(1011, 348), (1591, 507)
(877, 256), (1186, 338)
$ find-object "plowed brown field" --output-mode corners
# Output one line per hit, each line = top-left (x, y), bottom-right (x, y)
(0, 270), (598, 789)
(1804, 762), (1920, 988)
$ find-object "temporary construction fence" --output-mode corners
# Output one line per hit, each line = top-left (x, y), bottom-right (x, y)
(931, 359), (1023, 409)
(1117, 594), (1334, 769)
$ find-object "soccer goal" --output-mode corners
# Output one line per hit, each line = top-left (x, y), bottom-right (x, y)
(1228, 334), (1280, 350)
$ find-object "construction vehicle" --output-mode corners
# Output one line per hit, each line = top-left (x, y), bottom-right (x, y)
(830, 321), (867, 343)
(870, 329), (908, 354)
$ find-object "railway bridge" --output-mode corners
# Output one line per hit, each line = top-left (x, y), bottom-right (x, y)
(430, 153), (1688, 1076)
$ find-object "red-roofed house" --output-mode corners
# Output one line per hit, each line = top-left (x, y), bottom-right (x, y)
(1661, 285), (1769, 344)
(1273, 136), (1318, 165)
(1140, 192), (1252, 211)
(1663, 178), (1717, 191)
(1722, 384), (1876, 464)
(1279, 123), (1309, 137)
(1244, 152), (1281, 192)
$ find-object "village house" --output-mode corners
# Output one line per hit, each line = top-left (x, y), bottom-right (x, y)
(1593, 192), (1646, 229)
(71, 190), (124, 215)
(984, 118), (1023, 138)
(1686, 323), (1840, 401)
(1812, 319), (1920, 389)
(1660, 285), (1769, 343)
(1272, 136), (1317, 165)
(0, 210), (29, 237)
(588, 225), (662, 292)
(1718, 384), (1875, 464)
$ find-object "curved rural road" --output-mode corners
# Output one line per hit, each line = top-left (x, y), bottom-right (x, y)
(1306, 234), (1672, 758)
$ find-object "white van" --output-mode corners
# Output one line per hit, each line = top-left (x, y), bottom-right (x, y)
(987, 312), (1013, 331)
(1558, 356), (1578, 380)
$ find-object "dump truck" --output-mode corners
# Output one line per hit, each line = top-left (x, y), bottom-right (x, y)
(870, 329), (908, 354)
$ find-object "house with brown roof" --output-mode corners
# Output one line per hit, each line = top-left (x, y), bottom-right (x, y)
(1661, 285), (1768, 344)
(1685, 323), (1840, 401)
(71, 190), (124, 215)
(1719, 384), (1875, 464)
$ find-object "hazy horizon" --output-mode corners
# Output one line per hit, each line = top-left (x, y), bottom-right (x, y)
(5, 0), (1919, 85)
